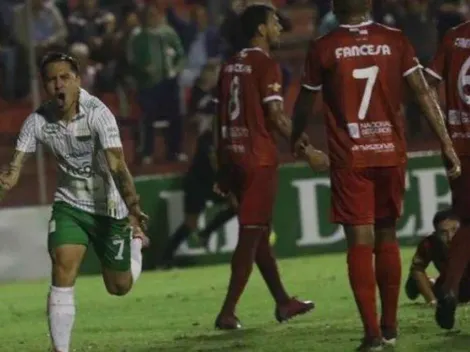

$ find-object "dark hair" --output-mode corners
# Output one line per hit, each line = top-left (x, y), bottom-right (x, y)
(433, 208), (458, 230)
(333, 0), (370, 18)
(239, 4), (274, 42)
(39, 52), (80, 79)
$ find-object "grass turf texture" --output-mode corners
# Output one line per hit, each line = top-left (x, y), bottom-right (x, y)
(1, 248), (469, 352)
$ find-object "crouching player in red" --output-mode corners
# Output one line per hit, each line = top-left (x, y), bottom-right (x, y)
(213, 4), (325, 330)
(291, 0), (460, 350)
(425, 21), (470, 330)
(404, 209), (470, 306)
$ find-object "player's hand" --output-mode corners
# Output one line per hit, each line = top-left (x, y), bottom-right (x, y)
(291, 133), (310, 158)
(443, 145), (461, 180)
(302, 144), (329, 172)
(426, 299), (437, 307)
(129, 208), (149, 231)
(0, 169), (18, 201)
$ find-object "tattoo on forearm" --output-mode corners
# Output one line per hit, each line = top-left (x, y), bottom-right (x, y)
(419, 93), (451, 146)
(111, 165), (139, 213)
(409, 70), (452, 146)
(276, 115), (293, 140)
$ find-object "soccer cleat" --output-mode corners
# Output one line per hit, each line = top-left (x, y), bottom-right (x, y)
(435, 292), (458, 330)
(275, 297), (314, 323)
(381, 327), (397, 347)
(404, 275), (420, 300)
(215, 314), (242, 330)
(356, 337), (383, 351)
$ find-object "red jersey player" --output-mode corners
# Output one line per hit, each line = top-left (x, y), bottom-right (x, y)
(213, 4), (318, 330)
(425, 21), (470, 330)
(404, 209), (468, 306)
(291, 0), (460, 350)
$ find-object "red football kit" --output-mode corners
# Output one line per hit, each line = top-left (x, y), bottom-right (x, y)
(426, 22), (470, 220)
(302, 21), (421, 225)
(216, 47), (283, 226)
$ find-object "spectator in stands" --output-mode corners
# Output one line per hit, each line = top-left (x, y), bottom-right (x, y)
(436, 0), (466, 40)
(127, 3), (186, 164)
(398, 0), (438, 138)
(13, 0), (67, 58)
(11, 0), (67, 98)
(113, 5), (141, 117)
(69, 42), (97, 93)
(67, 0), (115, 63)
(171, 3), (223, 114)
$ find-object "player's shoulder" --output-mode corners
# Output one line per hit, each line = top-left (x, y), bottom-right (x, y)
(223, 47), (277, 73)
(419, 233), (439, 249)
(441, 21), (470, 47)
(240, 47), (276, 65)
(448, 20), (470, 36)
(79, 89), (110, 115)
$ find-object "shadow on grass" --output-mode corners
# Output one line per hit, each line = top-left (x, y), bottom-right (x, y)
(424, 331), (470, 352)
(136, 323), (362, 352)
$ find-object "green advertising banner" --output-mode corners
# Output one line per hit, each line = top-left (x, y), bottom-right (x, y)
(80, 152), (452, 273)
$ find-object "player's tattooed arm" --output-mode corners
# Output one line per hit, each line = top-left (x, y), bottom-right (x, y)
(0, 150), (31, 193)
(105, 148), (148, 226)
(266, 100), (293, 140)
(406, 69), (461, 178)
(406, 70), (450, 146)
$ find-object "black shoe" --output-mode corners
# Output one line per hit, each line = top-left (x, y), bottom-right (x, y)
(356, 337), (383, 351)
(405, 275), (420, 300)
(435, 292), (457, 330)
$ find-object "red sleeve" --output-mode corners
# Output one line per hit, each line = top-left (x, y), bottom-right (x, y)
(301, 40), (322, 92)
(401, 34), (422, 77)
(411, 238), (432, 271)
(425, 32), (453, 81)
(259, 59), (283, 104)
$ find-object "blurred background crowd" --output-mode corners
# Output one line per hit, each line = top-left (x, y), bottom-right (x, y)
(0, 0), (467, 205)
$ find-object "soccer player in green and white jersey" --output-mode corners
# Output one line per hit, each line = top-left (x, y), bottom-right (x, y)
(0, 52), (150, 352)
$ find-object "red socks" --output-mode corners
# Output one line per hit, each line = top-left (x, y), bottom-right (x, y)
(347, 245), (380, 338)
(220, 227), (291, 316)
(220, 228), (263, 316)
(255, 232), (290, 305)
(443, 223), (470, 294)
(375, 241), (401, 332)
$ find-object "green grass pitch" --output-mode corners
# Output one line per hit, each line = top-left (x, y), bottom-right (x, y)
(1, 248), (470, 351)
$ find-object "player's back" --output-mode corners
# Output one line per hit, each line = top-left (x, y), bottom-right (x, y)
(304, 21), (420, 168)
(217, 48), (280, 167)
(426, 22), (470, 156)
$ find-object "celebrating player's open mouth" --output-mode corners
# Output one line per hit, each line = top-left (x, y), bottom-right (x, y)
(55, 92), (66, 110)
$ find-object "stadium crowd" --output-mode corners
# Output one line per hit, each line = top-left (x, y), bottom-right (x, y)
(0, 0), (469, 164)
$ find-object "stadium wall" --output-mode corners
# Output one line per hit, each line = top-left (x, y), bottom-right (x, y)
(0, 152), (451, 281)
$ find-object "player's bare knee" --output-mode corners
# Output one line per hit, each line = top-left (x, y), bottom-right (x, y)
(375, 217), (398, 243)
(102, 271), (133, 296)
(344, 224), (374, 246)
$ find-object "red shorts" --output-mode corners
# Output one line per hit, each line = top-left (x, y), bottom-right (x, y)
(449, 156), (470, 220)
(228, 164), (278, 226)
(330, 166), (406, 225)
